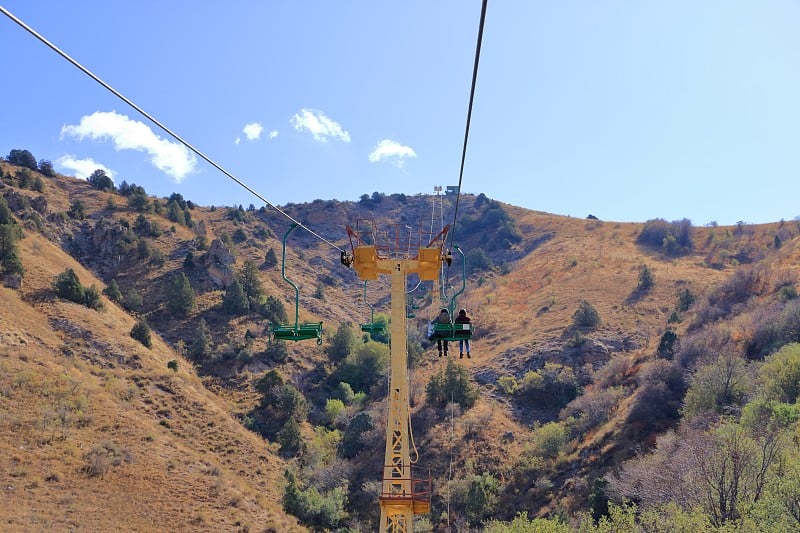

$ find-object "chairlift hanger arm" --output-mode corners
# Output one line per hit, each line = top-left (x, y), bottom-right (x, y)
(271, 223), (323, 344)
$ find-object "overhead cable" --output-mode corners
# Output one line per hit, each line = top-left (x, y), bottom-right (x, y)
(0, 4), (344, 253)
(447, 0), (487, 249)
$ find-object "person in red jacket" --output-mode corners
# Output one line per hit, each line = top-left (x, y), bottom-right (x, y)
(455, 308), (471, 358)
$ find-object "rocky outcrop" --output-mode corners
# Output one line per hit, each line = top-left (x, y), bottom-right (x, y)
(202, 238), (236, 288)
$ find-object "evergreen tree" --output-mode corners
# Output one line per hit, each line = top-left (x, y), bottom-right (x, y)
(0, 223), (21, 262)
(54, 268), (85, 304)
(188, 318), (211, 359)
(167, 272), (195, 316)
(0, 196), (15, 225)
(637, 264), (655, 292)
(183, 251), (195, 269)
(264, 248), (278, 268)
(166, 200), (185, 225)
(325, 322), (354, 364)
(573, 300), (600, 329)
(340, 412), (374, 459)
(222, 279), (249, 315)
(37, 159), (56, 177)
(277, 417), (304, 457)
(123, 288), (143, 312)
(87, 169), (115, 191)
(127, 191), (150, 212)
(1, 251), (24, 277)
(7, 149), (37, 170)
(239, 259), (264, 304)
(83, 285), (103, 310)
(102, 279), (123, 303)
(260, 294), (288, 323)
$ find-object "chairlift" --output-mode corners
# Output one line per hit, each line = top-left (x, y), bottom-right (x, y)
(360, 281), (386, 334)
(269, 223), (323, 345)
(430, 245), (473, 342)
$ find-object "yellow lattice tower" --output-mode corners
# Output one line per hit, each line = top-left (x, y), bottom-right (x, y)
(345, 222), (448, 532)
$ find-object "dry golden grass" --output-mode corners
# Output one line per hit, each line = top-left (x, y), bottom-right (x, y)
(6, 166), (800, 526)
(0, 231), (305, 531)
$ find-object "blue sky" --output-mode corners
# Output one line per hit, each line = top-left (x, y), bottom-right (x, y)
(2, 1), (799, 226)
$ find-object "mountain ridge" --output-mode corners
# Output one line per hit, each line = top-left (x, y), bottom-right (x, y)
(2, 157), (800, 531)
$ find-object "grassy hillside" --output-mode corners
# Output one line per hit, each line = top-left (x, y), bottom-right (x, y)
(2, 157), (800, 531)
(1, 168), (304, 531)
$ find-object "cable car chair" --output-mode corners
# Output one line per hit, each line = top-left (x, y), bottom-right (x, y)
(269, 223), (323, 345)
(360, 281), (386, 334)
(430, 245), (473, 341)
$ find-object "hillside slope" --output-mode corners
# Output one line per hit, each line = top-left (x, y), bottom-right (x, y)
(3, 160), (800, 530)
(1, 231), (303, 531)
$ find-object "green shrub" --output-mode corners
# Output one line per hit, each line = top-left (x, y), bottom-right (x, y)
(426, 358), (479, 409)
(264, 340), (288, 363)
(497, 375), (519, 395)
(637, 264), (654, 292)
(282, 469), (346, 530)
(572, 300), (600, 329)
(328, 341), (388, 394)
(103, 279), (123, 303)
(324, 399), (346, 427)
(637, 218), (693, 255)
(778, 284), (798, 302)
(529, 421), (567, 461)
(340, 412), (374, 459)
(54, 268), (85, 304)
(68, 200), (86, 220)
(130, 321), (152, 348)
(519, 363), (579, 410)
(277, 417), (304, 457)
(83, 285), (103, 310)
(325, 322), (354, 364)
(123, 288), (143, 312)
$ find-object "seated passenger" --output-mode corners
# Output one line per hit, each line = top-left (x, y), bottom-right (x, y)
(435, 308), (450, 357)
(455, 308), (471, 358)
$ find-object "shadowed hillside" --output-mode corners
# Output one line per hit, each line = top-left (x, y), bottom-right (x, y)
(2, 155), (800, 531)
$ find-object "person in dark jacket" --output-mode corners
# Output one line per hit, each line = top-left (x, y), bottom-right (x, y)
(435, 308), (450, 357)
(455, 308), (471, 358)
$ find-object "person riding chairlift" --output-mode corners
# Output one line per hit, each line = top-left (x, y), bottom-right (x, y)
(435, 308), (450, 357)
(455, 308), (471, 358)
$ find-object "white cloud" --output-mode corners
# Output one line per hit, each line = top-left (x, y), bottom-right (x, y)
(290, 108), (350, 143)
(56, 155), (114, 181)
(368, 139), (417, 167)
(235, 137), (241, 145)
(243, 122), (264, 141)
(268, 130), (279, 140)
(61, 111), (197, 182)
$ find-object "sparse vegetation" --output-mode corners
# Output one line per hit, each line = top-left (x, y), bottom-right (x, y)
(5, 166), (800, 530)
(572, 300), (600, 329)
(53, 268), (102, 309)
(166, 272), (195, 316)
(426, 358), (479, 409)
(637, 218), (694, 256)
(130, 321), (152, 348)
